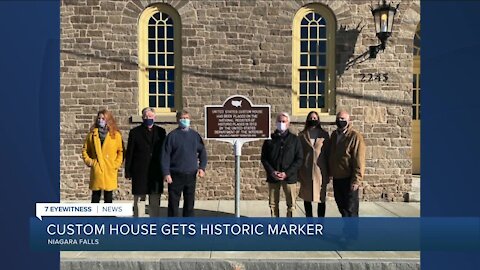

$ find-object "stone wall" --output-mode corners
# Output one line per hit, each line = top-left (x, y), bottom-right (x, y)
(60, 0), (420, 202)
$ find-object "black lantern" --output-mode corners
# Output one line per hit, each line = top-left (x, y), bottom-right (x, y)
(369, 0), (399, 58)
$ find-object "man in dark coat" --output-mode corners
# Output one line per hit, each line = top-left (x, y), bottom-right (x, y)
(125, 107), (166, 217)
(261, 112), (303, 217)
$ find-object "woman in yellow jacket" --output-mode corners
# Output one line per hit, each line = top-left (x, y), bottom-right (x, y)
(82, 109), (124, 203)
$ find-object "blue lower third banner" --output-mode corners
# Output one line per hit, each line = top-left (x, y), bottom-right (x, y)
(29, 217), (479, 251)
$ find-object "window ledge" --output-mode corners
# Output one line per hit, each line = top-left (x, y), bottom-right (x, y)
(130, 115), (177, 124)
(290, 114), (336, 125)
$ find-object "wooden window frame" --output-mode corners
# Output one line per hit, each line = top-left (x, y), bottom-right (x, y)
(138, 4), (182, 115)
(292, 4), (336, 116)
(413, 24), (420, 120)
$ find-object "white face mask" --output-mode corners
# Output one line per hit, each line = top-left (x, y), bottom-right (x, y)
(97, 119), (106, 128)
(276, 122), (287, 132)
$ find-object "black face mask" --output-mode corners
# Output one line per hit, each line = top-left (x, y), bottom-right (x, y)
(336, 119), (348, 129)
(143, 118), (154, 126)
(306, 119), (319, 127)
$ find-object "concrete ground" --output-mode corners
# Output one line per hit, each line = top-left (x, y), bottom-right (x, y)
(61, 200), (420, 270)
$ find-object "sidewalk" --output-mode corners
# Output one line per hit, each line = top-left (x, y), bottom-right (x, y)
(171, 200), (420, 217)
(61, 200), (420, 270)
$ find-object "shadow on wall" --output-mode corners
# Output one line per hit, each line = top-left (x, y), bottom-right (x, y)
(61, 49), (291, 91)
(61, 46), (410, 107)
(336, 23), (364, 76)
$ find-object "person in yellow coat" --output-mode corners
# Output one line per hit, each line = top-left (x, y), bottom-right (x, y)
(82, 109), (124, 203)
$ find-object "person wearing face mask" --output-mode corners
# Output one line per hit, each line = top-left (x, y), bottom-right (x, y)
(124, 107), (166, 217)
(298, 111), (330, 217)
(161, 110), (207, 217)
(328, 110), (366, 217)
(261, 112), (303, 217)
(82, 109), (124, 203)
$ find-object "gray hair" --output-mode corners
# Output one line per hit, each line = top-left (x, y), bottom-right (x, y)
(276, 112), (290, 122)
(176, 109), (190, 120)
(141, 107), (155, 118)
(336, 110), (350, 121)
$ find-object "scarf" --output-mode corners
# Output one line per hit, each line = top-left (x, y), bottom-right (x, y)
(98, 126), (108, 145)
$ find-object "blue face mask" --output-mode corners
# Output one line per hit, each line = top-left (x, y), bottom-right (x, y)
(97, 119), (106, 128)
(179, 119), (190, 128)
(143, 118), (154, 127)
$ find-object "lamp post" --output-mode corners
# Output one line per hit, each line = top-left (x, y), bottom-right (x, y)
(369, 0), (399, 58)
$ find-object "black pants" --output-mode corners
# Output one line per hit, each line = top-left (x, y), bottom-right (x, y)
(91, 190), (113, 203)
(333, 177), (359, 217)
(168, 172), (196, 217)
(304, 201), (326, 217)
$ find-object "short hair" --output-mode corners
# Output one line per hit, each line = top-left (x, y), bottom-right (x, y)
(176, 110), (190, 120)
(141, 107), (155, 118)
(336, 110), (350, 120)
(276, 112), (290, 122)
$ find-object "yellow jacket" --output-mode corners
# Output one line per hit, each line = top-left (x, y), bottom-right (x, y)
(82, 128), (124, 191)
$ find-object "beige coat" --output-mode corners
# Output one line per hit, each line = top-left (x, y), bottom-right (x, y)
(298, 128), (330, 203)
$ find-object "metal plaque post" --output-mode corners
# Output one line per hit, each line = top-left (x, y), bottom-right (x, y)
(234, 140), (241, 217)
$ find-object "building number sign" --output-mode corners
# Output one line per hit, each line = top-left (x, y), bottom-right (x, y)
(360, 73), (389, 82)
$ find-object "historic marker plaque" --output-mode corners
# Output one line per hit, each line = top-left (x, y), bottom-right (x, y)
(205, 95), (270, 217)
(205, 95), (271, 139)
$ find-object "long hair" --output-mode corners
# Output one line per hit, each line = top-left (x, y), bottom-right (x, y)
(90, 109), (120, 139)
(303, 110), (323, 131)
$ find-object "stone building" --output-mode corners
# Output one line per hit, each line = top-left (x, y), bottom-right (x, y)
(60, 0), (421, 202)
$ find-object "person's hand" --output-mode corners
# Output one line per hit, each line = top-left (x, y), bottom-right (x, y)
(351, 183), (359, 191)
(197, 169), (205, 178)
(164, 175), (172, 184)
(277, 172), (287, 181)
(271, 171), (281, 180)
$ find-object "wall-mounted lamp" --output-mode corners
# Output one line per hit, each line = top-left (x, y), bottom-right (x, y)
(369, 0), (399, 58)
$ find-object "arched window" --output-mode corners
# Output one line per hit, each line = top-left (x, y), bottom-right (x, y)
(138, 4), (181, 114)
(412, 23), (421, 174)
(413, 24), (420, 120)
(292, 4), (336, 116)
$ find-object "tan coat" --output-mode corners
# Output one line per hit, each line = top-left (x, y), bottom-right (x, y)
(328, 125), (366, 184)
(82, 128), (124, 191)
(298, 128), (330, 203)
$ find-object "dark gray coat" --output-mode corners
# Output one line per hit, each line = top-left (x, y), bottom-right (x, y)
(261, 130), (303, 184)
(125, 125), (166, 195)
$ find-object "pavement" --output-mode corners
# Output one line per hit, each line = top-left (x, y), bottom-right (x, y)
(61, 200), (420, 270)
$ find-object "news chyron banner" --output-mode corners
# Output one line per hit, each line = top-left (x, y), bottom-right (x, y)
(29, 204), (479, 251)
(35, 203), (133, 220)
